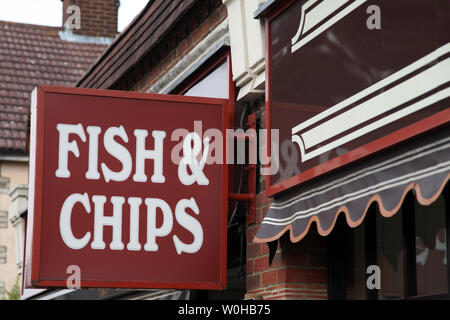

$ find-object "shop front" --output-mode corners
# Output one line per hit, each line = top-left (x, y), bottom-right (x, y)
(251, 0), (450, 299)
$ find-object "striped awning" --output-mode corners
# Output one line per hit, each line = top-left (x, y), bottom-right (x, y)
(254, 126), (450, 243)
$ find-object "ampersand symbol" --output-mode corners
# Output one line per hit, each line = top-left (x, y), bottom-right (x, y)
(276, 139), (300, 183)
(178, 132), (210, 186)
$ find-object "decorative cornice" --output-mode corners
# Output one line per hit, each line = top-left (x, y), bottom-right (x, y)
(58, 28), (114, 45)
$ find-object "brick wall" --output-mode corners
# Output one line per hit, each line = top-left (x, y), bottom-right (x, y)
(62, 0), (119, 38)
(115, 0), (227, 92)
(246, 188), (328, 299)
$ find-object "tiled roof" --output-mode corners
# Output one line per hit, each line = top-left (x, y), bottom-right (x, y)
(0, 20), (108, 154)
(77, 0), (198, 89)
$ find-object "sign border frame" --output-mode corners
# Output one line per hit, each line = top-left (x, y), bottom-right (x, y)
(24, 85), (229, 290)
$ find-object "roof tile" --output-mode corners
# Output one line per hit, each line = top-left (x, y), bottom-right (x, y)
(0, 20), (107, 153)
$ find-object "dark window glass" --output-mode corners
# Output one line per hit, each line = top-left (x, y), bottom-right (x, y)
(343, 219), (366, 300)
(376, 207), (405, 299)
(328, 189), (449, 300)
(415, 194), (448, 296)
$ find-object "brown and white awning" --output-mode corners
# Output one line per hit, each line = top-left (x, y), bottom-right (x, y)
(254, 126), (450, 243)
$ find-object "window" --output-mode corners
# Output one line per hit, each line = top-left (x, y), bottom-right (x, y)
(0, 211), (7, 228)
(376, 205), (405, 299)
(342, 217), (366, 300)
(328, 185), (449, 299)
(0, 246), (6, 264)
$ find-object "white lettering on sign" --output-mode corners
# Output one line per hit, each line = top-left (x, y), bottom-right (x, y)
(56, 123), (167, 183)
(133, 129), (166, 183)
(178, 132), (210, 186)
(173, 198), (203, 254)
(56, 123), (206, 255)
(60, 193), (91, 250)
(85, 126), (101, 180)
(56, 123), (86, 178)
(101, 126), (132, 183)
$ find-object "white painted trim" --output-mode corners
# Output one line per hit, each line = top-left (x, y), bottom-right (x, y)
(58, 28), (114, 45)
(0, 155), (29, 162)
(291, 0), (368, 53)
(291, 43), (450, 162)
(224, 0), (266, 101)
(20, 288), (47, 300)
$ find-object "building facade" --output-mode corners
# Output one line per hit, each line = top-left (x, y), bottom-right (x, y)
(13, 0), (450, 300)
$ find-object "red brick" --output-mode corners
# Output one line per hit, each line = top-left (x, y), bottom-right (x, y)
(260, 242), (270, 255)
(247, 274), (261, 291)
(277, 268), (287, 283)
(192, 26), (204, 43)
(283, 249), (308, 266)
(176, 39), (187, 56)
(246, 288), (266, 295)
(246, 226), (257, 241)
(304, 284), (327, 291)
(254, 256), (269, 273)
(246, 259), (254, 274)
(67, 0), (118, 38)
(281, 283), (305, 290)
(255, 208), (263, 224)
(282, 268), (327, 284)
(256, 191), (273, 208)
(209, 9), (220, 26)
(247, 242), (259, 258)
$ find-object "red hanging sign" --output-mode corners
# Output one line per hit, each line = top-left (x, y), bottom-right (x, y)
(24, 86), (229, 290)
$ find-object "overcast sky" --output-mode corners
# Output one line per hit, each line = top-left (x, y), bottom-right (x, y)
(0, 0), (150, 31)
